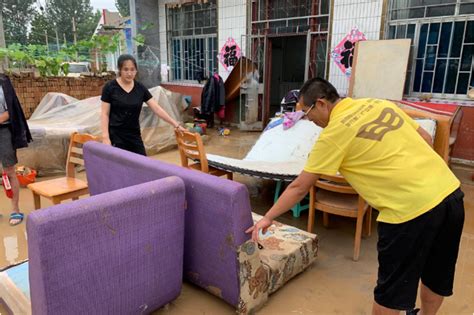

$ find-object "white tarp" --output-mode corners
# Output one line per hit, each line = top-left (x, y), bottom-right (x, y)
(18, 86), (187, 176)
(29, 93), (78, 119)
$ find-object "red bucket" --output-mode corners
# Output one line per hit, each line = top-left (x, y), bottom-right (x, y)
(16, 166), (37, 187)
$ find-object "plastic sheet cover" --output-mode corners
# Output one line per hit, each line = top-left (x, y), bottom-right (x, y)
(29, 93), (78, 119)
(18, 86), (187, 176)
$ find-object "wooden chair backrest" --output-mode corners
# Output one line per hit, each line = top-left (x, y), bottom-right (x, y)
(449, 107), (463, 146)
(174, 130), (209, 173)
(315, 174), (357, 195)
(66, 132), (99, 178)
(402, 108), (451, 163)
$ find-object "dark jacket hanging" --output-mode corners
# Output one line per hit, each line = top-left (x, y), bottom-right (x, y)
(0, 74), (32, 149)
(200, 74), (225, 115)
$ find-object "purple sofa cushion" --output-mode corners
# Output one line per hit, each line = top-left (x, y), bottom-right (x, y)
(83, 142), (254, 307)
(27, 177), (185, 315)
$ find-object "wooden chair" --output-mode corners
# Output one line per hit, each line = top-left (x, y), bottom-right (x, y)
(308, 174), (372, 261)
(402, 108), (455, 164)
(448, 107), (463, 161)
(174, 130), (233, 180)
(27, 132), (98, 209)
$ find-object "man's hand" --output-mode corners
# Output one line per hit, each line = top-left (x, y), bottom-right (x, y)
(246, 216), (273, 242)
(245, 171), (319, 242)
(102, 137), (111, 146)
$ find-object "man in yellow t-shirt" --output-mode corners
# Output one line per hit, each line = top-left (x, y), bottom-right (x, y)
(246, 78), (465, 315)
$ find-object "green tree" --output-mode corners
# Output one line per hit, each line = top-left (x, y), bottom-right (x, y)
(43, 0), (101, 44)
(29, 12), (55, 46)
(115, 0), (130, 17)
(77, 9), (102, 42)
(1, 0), (36, 45)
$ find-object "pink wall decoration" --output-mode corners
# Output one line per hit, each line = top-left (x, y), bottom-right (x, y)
(331, 27), (367, 78)
(219, 38), (241, 71)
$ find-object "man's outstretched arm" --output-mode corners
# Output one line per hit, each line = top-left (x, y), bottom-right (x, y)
(246, 171), (320, 241)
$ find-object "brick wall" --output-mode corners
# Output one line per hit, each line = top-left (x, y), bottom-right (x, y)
(10, 72), (115, 118)
(160, 82), (203, 107)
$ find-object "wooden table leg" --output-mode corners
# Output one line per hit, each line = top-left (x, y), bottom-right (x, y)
(32, 192), (41, 210)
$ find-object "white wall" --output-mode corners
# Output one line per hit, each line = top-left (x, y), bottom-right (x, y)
(158, 0), (247, 82)
(217, 0), (247, 81)
(329, 0), (384, 96)
(158, 0), (173, 82)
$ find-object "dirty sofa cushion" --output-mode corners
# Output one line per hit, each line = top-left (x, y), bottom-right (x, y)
(237, 213), (319, 314)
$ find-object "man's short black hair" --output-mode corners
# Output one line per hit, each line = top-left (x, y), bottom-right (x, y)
(299, 77), (340, 105)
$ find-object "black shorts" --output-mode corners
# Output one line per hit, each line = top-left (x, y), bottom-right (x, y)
(109, 128), (146, 156)
(0, 125), (18, 168)
(374, 188), (465, 310)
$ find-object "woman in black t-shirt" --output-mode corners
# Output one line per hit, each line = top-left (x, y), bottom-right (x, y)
(101, 54), (186, 155)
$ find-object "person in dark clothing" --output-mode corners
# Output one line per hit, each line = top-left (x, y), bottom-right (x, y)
(0, 73), (32, 226)
(101, 55), (186, 155)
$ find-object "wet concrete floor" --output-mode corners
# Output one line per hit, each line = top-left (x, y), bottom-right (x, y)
(1, 129), (473, 314)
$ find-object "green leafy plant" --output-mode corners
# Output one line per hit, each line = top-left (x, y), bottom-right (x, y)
(1, 32), (128, 77)
(140, 22), (154, 31)
(61, 62), (70, 76)
(3, 31), (145, 76)
(133, 34), (146, 47)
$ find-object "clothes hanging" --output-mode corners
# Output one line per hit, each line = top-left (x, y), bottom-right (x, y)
(201, 74), (225, 115)
(0, 74), (32, 149)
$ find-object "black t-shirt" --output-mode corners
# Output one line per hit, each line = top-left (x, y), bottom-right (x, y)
(101, 79), (153, 131)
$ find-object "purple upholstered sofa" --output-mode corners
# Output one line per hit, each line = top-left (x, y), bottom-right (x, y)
(84, 142), (319, 314)
(24, 177), (186, 314)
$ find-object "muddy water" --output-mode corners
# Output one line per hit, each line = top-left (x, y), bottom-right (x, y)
(1, 130), (473, 314)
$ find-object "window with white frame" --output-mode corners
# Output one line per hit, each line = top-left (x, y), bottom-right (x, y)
(167, 0), (218, 81)
(387, 0), (474, 98)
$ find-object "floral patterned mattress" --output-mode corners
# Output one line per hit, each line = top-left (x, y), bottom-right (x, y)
(236, 213), (319, 314)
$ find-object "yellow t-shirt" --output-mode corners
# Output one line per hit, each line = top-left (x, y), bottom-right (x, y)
(304, 98), (460, 224)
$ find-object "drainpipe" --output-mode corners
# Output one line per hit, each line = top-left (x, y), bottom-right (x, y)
(0, 10), (7, 70)
(129, 0), (138, 56)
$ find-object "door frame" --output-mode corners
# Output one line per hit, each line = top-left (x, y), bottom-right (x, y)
(263, 34), (308, 124)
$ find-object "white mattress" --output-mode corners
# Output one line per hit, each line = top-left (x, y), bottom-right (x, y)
(206, 117), (437, 180)
(207, 120), (321, 180)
